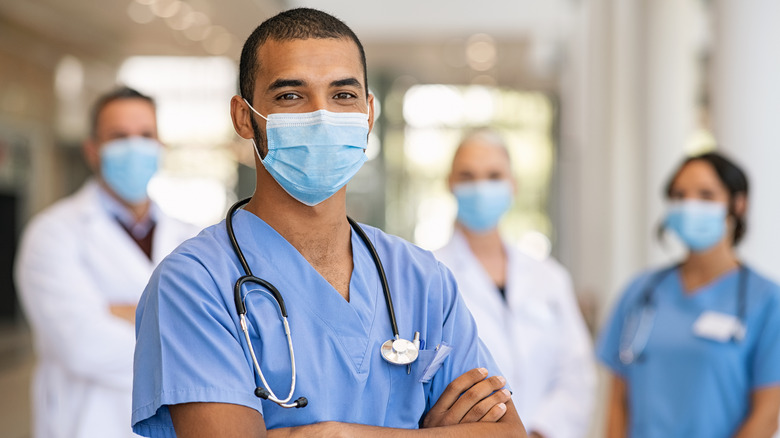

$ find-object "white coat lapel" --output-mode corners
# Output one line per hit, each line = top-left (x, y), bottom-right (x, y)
(448, 231), (506, 310)
(437, 232), (519, 389)
(76, 181), (156, 302)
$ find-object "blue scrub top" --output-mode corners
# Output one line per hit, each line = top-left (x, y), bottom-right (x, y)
(132, 210), (503, 437)
(597, 265), (780, 438)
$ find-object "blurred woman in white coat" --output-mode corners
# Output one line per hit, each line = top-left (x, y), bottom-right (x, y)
(435, 129), (596, 438)
(15, 87), (199, 438)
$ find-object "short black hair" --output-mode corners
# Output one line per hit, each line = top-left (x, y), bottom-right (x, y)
(238, 8), (368, 104)
(664, 151), (750, 245)
(90, 86), (155, 138)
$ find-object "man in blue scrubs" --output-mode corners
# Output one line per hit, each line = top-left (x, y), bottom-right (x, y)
(132, 8), (526, 437)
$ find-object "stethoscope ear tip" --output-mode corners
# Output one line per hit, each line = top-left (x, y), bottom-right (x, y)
(255, 387), (270, 399)
(294, 397), (308, 408)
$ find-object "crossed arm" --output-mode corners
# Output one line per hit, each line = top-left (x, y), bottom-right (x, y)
(170, 368), (527, 437)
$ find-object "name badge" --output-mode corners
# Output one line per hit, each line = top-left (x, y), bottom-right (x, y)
(692, 311), (745, 342)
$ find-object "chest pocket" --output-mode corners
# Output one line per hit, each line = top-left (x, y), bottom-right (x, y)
(385, 349), (437, 428)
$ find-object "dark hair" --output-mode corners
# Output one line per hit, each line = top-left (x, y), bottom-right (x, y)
(238, 8), (368, 104)
(663, 151), (750, 245)
(90, 86), (155, 138)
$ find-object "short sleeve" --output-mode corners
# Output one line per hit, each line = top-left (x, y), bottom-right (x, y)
(596, 274), (650, 377)
(752, 289), (780, 389)
(132, 251), (262, 437)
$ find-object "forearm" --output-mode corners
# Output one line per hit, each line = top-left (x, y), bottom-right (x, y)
(733, 386), (780, 438)
(605, 374), (628, 438)
(109, 304), (138, 324)
(733, 416), (778, 438)
(269, 399), (525, 438)
(269, 421), (527, 438)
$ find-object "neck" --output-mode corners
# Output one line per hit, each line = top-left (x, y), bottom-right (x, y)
(99, 179), (151, 222)
(245, 168), (352, 262)
(459, 224), (503, 253)
(457, 223), (507, 287)
(680, 239), (739, 291)
(246, 190), (350, 247)
(245, 173), (353, 300)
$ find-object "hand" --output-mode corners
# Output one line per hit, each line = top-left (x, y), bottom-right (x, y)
(422, 367), (511, 427)
(109, 304), (137, 324)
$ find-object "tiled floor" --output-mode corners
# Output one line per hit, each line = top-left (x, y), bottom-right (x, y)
(0, 320), (32, 438)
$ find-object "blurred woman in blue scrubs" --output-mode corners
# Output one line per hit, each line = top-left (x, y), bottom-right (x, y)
(597, 152), (780, 438)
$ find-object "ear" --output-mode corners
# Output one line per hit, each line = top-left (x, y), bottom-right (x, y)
(732, 192), (747, 218)
(447, 173), (456, 193)
(367, 93), (376, 133)
(83, 138), (100, 173)
(230, 95), (256, 140)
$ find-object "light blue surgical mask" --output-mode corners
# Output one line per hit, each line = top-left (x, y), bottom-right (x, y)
(100, 137), (161, 204)
(665, 199), (728, 252)
(245, 99), (369, 206)
(453, 180), (513, 233)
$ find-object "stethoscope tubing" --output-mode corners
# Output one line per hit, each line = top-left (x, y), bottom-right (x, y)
(347, 216), (400, 339)
(620, 263), (748, 365)
(240, 313), (298, 406)
(225, 198), (412, 408)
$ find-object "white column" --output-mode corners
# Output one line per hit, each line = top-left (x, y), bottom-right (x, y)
(558, 0), (702, 306)
(557, 0), (649, 313)
(606, 0), (646, 294)
(711, 0), (780, 282)
(556, 0), (614, 312)
(642, 0), (700, 266)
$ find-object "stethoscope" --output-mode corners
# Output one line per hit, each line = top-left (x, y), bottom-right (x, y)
(618, 263), (747, 365)
(225, 198), (420, 409)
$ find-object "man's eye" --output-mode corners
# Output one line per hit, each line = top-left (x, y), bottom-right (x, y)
(334, 92), (356, 99)
(278, 93), (300, 100)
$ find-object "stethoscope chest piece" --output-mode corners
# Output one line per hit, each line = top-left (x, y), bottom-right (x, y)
(381, 338), (419, 365)
(381, 339), (420, 365)
(227, 198), (422, 408)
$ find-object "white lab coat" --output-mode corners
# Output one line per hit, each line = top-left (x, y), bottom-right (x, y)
(15, 180), (199, 438)
(435, 231), (596, 438)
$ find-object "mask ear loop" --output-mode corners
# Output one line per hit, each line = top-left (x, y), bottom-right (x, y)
(243, 98), (269, 121)
(243, 98), (268, 160)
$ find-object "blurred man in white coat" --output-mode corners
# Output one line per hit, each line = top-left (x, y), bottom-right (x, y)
(15, 87), (199, 438)
(435, 129), (596, 438)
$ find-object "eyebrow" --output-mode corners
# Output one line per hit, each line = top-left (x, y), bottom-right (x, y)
(267, 79), (305, 91)
(267, 77), (363, 91)
(331, 77), (362, 88)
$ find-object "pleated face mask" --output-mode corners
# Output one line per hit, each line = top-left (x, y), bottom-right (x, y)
(100, 136), (161, 204)
(665, 199), (728, 251)
(245, 99), (369, 206)
(453, 180), (513, 232)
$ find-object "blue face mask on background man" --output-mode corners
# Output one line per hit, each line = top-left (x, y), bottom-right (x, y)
(100, 137), (161, 204)
(665, 199), (728, 252)
(453, 180), (513, 233)
(245, 99), (369, 206)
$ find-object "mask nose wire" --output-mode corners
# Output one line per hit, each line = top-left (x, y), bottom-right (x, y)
(243, 98), (269, 121)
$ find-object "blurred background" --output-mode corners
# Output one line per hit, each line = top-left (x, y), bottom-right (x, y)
(1, 0), (779, 436)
